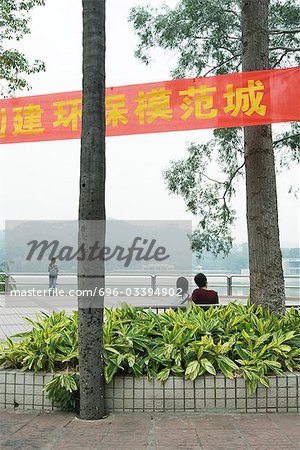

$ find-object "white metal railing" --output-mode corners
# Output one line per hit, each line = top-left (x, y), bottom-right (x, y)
(0, 272), (299, 298)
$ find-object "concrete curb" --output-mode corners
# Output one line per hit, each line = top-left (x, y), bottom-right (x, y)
(1, 370), (299, 413)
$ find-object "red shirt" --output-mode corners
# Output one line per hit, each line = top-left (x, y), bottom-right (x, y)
(192, 288), (219, 305)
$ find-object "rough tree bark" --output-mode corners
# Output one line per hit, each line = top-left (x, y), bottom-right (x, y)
(78, 0), (106, 419)
(242, 0), (285, 313)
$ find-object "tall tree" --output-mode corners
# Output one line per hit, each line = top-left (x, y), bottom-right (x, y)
(242, 0), (285, 312)
(78, 0), (106, 419)
(130, 0), (300, 312)
(0, 0), (45, 96)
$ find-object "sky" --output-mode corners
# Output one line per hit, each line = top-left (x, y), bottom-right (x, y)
(0, 0), (299, 247)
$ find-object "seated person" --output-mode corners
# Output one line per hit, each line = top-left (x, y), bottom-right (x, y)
(191, 273), (219, 305)
(175, 276), (191, 305)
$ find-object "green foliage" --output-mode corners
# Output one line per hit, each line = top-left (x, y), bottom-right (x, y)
(0, 310), (78, 372)
(0, 304), (300, 411)
(0, 0), (46, 96)
(129, 0), (300, 255)
(0, 260), (16, 292)
(45, 372), (79, 412)
(130, 0), (300, 77)
(0, 273), (5, 293)
(164, 131), (243, 254)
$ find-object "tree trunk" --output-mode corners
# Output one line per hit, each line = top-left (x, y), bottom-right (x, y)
(242, 0), (285, 313)
(78, 0), (106, 419)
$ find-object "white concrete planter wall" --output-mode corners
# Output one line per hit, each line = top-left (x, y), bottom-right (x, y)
(1, 370), (299, 413)
(106, 374), (300, 413)
(0, 371), (55, 410)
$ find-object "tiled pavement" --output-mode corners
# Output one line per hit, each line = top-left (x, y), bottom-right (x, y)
(0, 307), (75, 341)
(0, 411), (299, 450)
(0, 294), (76, 341)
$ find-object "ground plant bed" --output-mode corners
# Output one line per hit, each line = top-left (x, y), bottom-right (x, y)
(0, 304), (299, 413)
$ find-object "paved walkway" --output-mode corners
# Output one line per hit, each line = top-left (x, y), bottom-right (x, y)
(0, 411), (299, 449)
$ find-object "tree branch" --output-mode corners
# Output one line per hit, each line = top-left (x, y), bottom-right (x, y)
(269, 46), (300, 52)
(199, 172), (224, 184)
(269, 29), (300, 34)
(215, 161), (245, 222)
(219, 46), (240, 57)
(273, 133), (300, 147)
(222, 8), (238, 15)
(271, 50), (289, 69)
(202, 53), (241, 76)
(223, 161), (245, 200)
(194, 35), (239, 42)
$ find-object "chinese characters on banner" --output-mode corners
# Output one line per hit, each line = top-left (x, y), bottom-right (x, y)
(0, 67), (299, 144)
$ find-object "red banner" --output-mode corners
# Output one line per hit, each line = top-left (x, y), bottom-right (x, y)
(0, 67), (299, 144)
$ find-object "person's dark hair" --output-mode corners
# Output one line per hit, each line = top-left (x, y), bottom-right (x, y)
(176, 277), (189, 296)
(194, 273), (207, 288)
(51, 257), (56, 263)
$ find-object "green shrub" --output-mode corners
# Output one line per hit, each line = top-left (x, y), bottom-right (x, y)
(0, 260), (16, 292)
(0, 310), (78, 372)
(0, 273), (5, 293)
(45, 372), (79, 412)
(0, 303), (299, 409)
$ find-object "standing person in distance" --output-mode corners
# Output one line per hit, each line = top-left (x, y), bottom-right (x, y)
(48, 257), (58, 296)
(192, 273), (219, 305)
